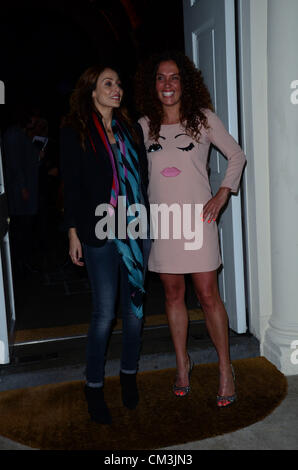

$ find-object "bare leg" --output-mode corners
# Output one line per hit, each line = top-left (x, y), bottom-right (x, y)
(159, 273), (190, 387)
(191, 271), (235, 400)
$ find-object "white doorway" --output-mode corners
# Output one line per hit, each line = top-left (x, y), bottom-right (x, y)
(0, 137), (16, 364)
(183, 0), (247, 333)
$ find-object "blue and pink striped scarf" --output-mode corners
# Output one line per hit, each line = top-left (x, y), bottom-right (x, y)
(89, 111), (145, 319)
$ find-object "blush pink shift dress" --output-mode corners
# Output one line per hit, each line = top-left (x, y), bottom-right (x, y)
(138, 109), (246, 274)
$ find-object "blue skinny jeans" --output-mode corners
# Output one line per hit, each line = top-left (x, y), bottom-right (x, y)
(83, 241), (143, 387)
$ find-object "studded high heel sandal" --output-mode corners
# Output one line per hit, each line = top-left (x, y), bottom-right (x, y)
(216, 364), (237, 408)
(173, 354), (194, 397)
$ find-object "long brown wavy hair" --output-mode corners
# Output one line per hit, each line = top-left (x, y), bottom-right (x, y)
(134, 51), (213, 142)
(63, 65), (138, 149)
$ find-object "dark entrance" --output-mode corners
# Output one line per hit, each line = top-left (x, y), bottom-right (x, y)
(0, 0), (204, 364)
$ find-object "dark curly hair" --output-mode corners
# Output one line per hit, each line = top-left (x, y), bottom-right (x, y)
(63, 65), (138, 150)
(134, 51), (213, 142)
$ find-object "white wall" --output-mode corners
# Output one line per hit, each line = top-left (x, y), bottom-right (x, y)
(239, 0), (298, 375)
(262, 0), (298, 375)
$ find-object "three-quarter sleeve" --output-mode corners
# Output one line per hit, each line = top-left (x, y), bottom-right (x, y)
(205, 110), (246, 193)
(60, 127), (82, 230)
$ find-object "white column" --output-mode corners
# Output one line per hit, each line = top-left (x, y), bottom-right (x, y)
(263, 0), (298, 375)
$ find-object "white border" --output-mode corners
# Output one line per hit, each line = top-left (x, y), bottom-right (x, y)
(224, 0), (247, 333)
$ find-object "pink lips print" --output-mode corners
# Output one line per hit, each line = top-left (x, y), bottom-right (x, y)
(161, 167), (181, 177)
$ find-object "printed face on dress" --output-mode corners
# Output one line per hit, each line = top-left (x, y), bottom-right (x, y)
(92, 68), (123, 113)
(155, 60), (182, 108)
(147, 134), (195, 153)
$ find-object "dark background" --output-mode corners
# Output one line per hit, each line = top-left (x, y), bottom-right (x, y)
(0, 0), (186, 331)
(0, 0), (184, 132)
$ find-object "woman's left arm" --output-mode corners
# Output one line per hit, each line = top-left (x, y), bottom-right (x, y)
(203, 110), (246, 222)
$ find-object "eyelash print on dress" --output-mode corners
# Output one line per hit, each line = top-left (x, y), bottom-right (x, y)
(176, 143), (195, 152)
(147, 143), (163, 152)
(147, 135), (165, 153)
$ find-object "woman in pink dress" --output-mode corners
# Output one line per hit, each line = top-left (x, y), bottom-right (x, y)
(135, 51), (246, 407)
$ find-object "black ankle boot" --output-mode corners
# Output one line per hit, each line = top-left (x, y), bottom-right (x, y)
(84, 385), (112, 424)
(120, 371), (139, 409)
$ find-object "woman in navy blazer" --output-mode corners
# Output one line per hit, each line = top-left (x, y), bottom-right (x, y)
(61, 64), (149, 425)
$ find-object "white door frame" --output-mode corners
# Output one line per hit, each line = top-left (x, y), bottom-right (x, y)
(0, 137), (16, 364)
(183, 0), (247, 333)
(223, 0), (246, 332)
(236, 0), (272, 340)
